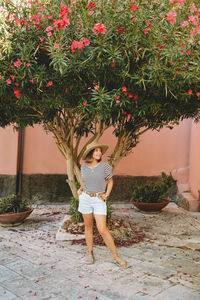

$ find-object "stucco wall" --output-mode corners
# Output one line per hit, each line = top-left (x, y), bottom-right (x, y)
(189, 122), (200, 200)
(0, 127), (18, 175)
(22, 120), (191, 177)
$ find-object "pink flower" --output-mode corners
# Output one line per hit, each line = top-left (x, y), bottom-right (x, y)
(122, 86), (127, 92)
(144, 28), (149, 34)
(11, 75), (15, 80)
(89, 11), (94, 15)
(196, 92), (200, 97)
(116, 95), (120, 99)
(93, 23), (107, 34)
(0, 75), (2, 80)
(82, 38), (90, 46)
(29, 80), (34, 84)
(132, 18), (137, 23)
(6, 79), (12, 84)
(187, 50), (191, 55)
(167, 12), (177, 24)
(94, 85), (99, 90)
(13, 88), (21, 99)
(26, 63), (30, 67)
(47, 32), (52, 37)
(46, 81), (53, 87)
(188, 89), (192, 95)
(14, 59), (22, 67)
(54, 43), (60, 49)
(181, 21), (189, 27)
(46, 26), (53, 32)
(170, 61), (174, 65)
(15, 82), (19, 86)
(83, 101), (87, 106)
(197, 26), (200, 34)
(71, 41), (84, 51)
(115, 100), (120, 104)
(40, 37), (44, 42)
(190, 30), (195, 37)
(190, 4), (196, 12)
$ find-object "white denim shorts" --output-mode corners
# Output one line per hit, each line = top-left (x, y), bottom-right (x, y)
(78, 192), (107, 215)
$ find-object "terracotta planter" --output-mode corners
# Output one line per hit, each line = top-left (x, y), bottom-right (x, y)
(0, 207), (34, 227)
(131, 198), (170, 213)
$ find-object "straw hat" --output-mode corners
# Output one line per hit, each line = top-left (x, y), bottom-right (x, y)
(82, 142), (108, 160)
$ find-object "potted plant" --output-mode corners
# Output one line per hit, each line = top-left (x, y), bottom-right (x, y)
(0, 194), (33, 226)
(130, 173), (176, 213)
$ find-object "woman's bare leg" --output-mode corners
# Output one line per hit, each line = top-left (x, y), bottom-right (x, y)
(82, 213), (94, 256)
(94, 214), (120, 259)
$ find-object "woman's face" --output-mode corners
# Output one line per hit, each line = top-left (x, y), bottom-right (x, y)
(92, 147), (102, 161)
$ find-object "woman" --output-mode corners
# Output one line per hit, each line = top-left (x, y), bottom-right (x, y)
(78, 142), (127, 267)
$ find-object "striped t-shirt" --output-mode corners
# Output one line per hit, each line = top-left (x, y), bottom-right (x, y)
(81, 161), (113, 193)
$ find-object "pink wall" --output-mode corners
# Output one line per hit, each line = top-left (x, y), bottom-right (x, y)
(102, 120), (191, 176)
(23, 125), (66, 174)
(189, 122), (200, 200)
(0, 127), (18, 175)
(22, 120), (191, 177)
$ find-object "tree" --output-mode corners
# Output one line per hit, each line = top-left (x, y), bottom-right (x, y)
(0, 0), (199, 198)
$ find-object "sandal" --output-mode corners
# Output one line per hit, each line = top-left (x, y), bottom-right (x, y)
(114, 257), (127, 268)
(85, 251), (95, 264)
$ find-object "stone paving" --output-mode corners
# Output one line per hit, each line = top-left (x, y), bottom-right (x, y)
(0, 203), (200, 300)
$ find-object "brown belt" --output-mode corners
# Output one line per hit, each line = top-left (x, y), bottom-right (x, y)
(83, 190), (105, 198)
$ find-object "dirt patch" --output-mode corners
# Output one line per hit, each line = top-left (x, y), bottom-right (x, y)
(61, 218), (145, 247)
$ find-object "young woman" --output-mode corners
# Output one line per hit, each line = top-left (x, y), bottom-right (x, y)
(78, 142), (127, 267)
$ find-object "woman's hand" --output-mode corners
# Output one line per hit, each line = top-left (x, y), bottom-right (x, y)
(77, 188), (83, 196)
(100, 193), (109, 202)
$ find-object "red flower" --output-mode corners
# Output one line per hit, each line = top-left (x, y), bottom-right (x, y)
(146, 20), (153, 27)
(144, 28), (149, 34)
(118, 27), (124, 34)
(132, 18), (137, 23)
(94, 85), (99, 90)
(170, 61), (174, 65)
(83, 101), (87, 106)
(14, 59), (22, 67)
(93, 24), (107, 34)
(123, 111), (127, 115)
(188, 89), (192, 95)
(122, 86), (127, 92)
(134, 95), (138, 100)
(129, 5), (138, 12)
(87, 2), (96, 10)
(54, 43), (60, 49)
(46, 81), (53, 87)
(111, 62), (115, 67)
(116, 95), (120, 100)
(53, 18), (70, 30)
(26, 63), (30, 67)
(196, 92), (200, 97)
(29, 80), (34, 84)
(129, 94), (133, 98)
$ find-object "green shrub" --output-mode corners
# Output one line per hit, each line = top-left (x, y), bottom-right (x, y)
(131, 173), (176, 203)
(0, 195), (29, 214)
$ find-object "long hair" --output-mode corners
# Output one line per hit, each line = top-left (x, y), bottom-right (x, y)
(85, 149), (102, 163)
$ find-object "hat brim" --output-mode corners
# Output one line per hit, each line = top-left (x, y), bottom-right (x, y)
(82, 144), (108, 160)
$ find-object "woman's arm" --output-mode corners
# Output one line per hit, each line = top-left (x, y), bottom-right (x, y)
(102, 177), (113, 201)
